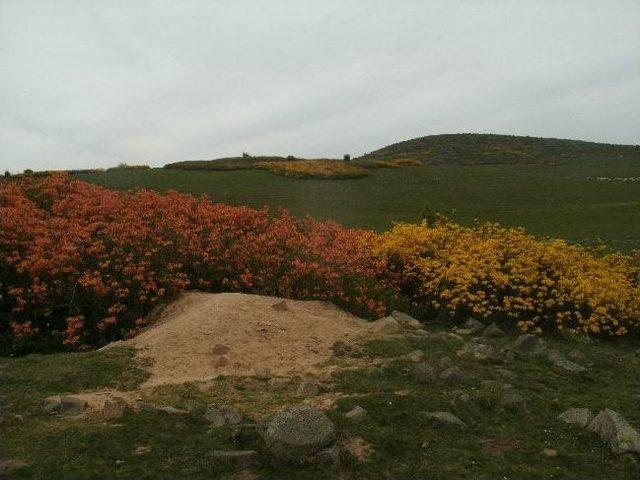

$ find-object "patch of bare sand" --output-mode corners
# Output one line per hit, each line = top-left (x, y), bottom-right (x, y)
(114, 292), (377, 387)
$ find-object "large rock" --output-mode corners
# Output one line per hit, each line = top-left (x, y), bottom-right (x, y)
(558, 408), (593, 428)
(587, 409), (640, 454)
(391, 310), (422, 329)
(259, 405), (337, 464)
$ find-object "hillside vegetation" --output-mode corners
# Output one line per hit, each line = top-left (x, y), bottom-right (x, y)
(2, 174), (639, 355)
(255, 160), (369, 179)
(357, 133), (640, 165)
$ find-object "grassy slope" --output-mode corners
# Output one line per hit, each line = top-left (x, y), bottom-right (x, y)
(77, 157), (640, 251)
(357, 133), (640, 165)
(2, 328), (639, 479)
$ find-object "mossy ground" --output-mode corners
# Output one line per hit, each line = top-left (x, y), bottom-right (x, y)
(2, 330), (639, 479)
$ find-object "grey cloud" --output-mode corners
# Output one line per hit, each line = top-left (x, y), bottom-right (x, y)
(1, 0), (639, 172)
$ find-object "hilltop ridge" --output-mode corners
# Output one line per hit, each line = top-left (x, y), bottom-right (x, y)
(357, 133), (640, 165)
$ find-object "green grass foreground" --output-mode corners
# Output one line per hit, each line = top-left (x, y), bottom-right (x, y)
(2, 330), (639, 479)
(77, 157), (640, 251)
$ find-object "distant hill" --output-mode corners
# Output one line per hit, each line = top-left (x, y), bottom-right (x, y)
(356, 133), (640, 165)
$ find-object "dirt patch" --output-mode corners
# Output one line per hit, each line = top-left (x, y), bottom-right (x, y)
(112, 292), (378, 387)
(342, 436), (374, 463)
(480, 437), (518, 456)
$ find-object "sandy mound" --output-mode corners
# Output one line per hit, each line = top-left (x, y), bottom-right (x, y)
(121, 292), (374, 386)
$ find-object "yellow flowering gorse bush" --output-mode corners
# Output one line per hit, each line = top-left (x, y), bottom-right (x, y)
(372, 221), (640, 336)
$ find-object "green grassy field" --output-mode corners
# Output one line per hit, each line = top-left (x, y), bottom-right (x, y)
(77, 157), (640, 251)
(3, 327), (639, 479)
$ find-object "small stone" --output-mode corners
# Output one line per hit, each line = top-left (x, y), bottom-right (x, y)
(495, 367), (517, 380)
(439, 367), (467, 383)
(134, 445), (151, 455)
(463, 317), (485, 334)
(413, 328), (429, 337)
(369, 316), (401, 334)
(254, 368), (271, 380)
(345, 406), (367, 420)
(552, 357), (587, 375)
(156, 406), (188, 415)
(501, 392), (525, 410)
(593, 351), (622, 367)
(204, 405), (242, 427)
(403, 350), (425, 363)
(457, 393), (476, 405)
(587, 409), (640, 453)
(414, 363), (439, 384)
(481, 380), (513, 390)
(60, 396), (87, 416)
(115, 460), (125, 465)
(212, 450), (258, 467)
(424, 411), (466, 429)
(510, 334), (546, 357)
(268, 377), (292, 390)
(297, 380), (320, 397)
(457, 342), (500, 361)
(558, 408), (593, 428)
(455, 328), (476, 336)
(272, 300), (288, 311)
(101, 396), (128, 420)
(483, 323), (504, 337)
(438, 356), (453, 369)
(546, 349), (565, 363)
(447, 332), (464, 341)
(568, 349), (586, 362)
(391, 310), (422, 328)
(543, 448), (558, 457)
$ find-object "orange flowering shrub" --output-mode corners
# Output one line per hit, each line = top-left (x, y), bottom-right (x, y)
(372, 221), (640, 336)
(0, 174), (388, 352)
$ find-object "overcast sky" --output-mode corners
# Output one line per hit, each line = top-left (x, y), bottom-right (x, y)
(1, 1), (639, 172)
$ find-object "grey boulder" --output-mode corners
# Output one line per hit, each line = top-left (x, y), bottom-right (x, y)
(587, 409), (640, 454)
(259, 405), (337, 464)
